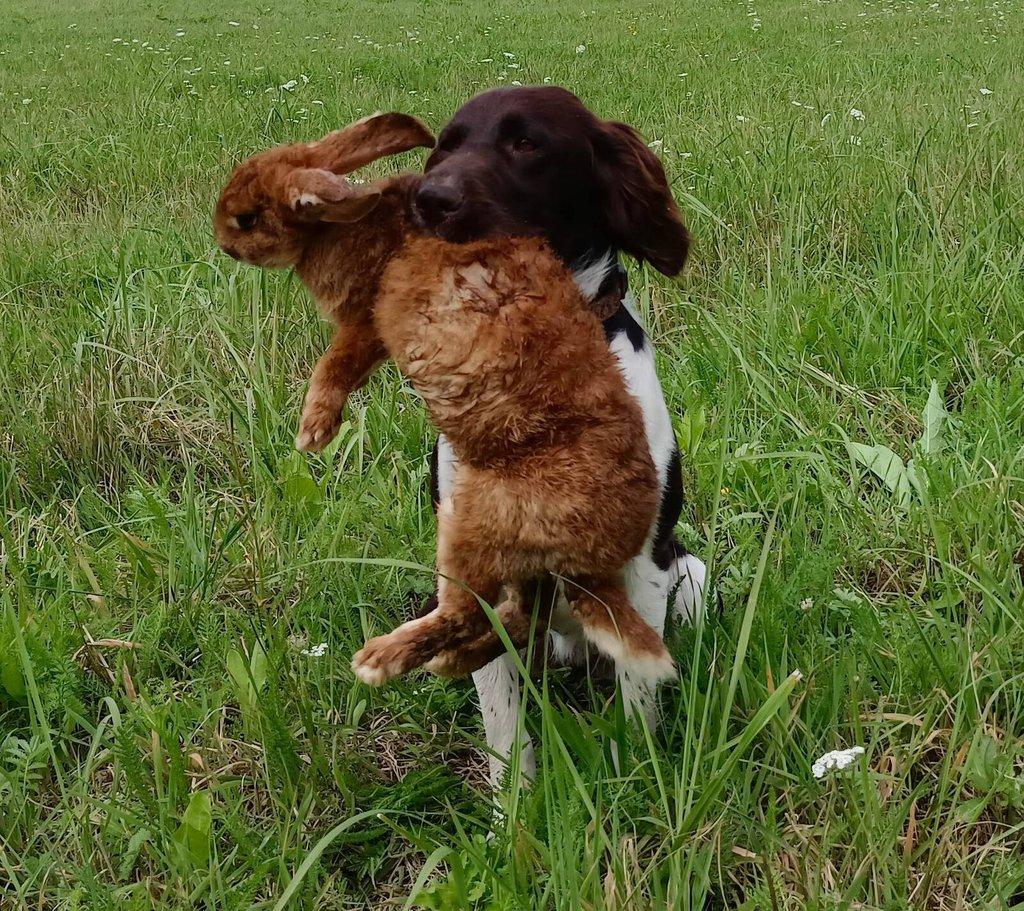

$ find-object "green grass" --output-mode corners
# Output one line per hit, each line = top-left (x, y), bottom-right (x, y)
(2, 0), (1023, 907)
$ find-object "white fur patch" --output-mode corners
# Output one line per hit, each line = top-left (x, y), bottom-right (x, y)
(608, 290), (676, 492)
(351, 653), (391, 686)
(622, 551), (670, 633)
(581, 625), (675, 685)
(471, 655), (536, 786)
(672, 552), (707, 624)
(571, 252), (615, 301)
(435, 437), (458, 501)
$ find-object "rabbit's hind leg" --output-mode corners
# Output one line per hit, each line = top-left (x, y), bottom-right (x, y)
(566, 574), (675, 687)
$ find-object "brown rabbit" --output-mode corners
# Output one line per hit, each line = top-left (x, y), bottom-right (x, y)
(213, 112), (434, 451)
(349, 235), (675, 688)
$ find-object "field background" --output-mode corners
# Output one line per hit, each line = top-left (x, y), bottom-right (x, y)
(2, 0), (1023, 907)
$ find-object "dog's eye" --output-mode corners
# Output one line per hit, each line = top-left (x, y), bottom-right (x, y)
(511, 137), (538, 154)
(234, 212), (258, 231)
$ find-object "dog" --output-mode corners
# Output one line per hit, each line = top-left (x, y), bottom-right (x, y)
(411, 86), (707, 787)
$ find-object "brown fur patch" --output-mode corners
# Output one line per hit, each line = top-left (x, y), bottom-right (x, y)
(352, 236), (668, 685)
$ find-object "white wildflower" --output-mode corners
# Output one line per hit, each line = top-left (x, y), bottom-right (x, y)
(812, 745), (864, 779)
(800, 598), (813, 610)
(648, 139), (663, 149)
(21, 98), (31, 105)
(279, 79), (298, 91)
(735, 115), (747, 122)
(979, 87), (992, 95)
(502, 51), (515, 58)
(576, 44), (587, 53)
(301, 642), (328, 657)
(848, 135), (862, 145)
(229, 20), (240, 26)
(849, 107), (865, 121)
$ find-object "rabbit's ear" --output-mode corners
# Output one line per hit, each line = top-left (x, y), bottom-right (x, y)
(312, 112), (434, 174)
(281, 168), (384, 223)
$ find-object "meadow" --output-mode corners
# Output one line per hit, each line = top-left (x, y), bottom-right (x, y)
(1, 0), (1023, 907)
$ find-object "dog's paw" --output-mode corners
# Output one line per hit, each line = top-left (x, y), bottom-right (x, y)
(295, 392), (345, 452)
(351, 636), (409, 686)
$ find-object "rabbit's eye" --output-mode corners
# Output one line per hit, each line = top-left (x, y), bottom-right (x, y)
(234, 212), (258, 231)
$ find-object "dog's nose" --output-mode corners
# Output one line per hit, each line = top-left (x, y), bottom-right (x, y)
(414, 183), (463, 226)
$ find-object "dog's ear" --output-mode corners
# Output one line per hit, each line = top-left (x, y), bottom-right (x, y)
(312, 112), (435, 175)
(593, 121), (689, 277)
(278, 168), (384, 223)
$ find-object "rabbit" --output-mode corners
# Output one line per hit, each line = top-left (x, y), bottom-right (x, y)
(349, 235), (675, 688)
(213, 112), (434, 452)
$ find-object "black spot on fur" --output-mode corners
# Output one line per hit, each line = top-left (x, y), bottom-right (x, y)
(602, 304), (646, 352)
(428, 439), (440, 510)
(599, 265), (646, 352)
(652, 445), (685, 571)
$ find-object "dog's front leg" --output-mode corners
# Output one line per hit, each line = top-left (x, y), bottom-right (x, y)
(472, 655), (535, 788)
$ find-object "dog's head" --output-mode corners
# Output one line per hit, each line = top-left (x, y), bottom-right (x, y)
(412, 86), (688, 275)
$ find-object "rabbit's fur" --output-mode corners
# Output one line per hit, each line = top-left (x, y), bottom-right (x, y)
(213, 112), (434, 451)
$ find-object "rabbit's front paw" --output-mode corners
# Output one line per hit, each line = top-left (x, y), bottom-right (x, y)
(351, 635), (413, 686)
(295, 389), (345, 452)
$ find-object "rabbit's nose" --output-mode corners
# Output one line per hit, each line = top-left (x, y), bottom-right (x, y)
(414, 183), (463, 226)
(223, 245), (241, 260)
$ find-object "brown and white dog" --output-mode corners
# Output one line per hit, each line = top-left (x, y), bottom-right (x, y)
(413, 86), (707, 786)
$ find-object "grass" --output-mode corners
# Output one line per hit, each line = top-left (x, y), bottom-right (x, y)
(1, 0), (1023, 906)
